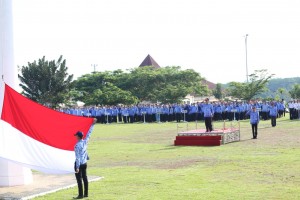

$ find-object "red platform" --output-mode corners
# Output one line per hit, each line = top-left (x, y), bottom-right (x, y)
(175, 135), (222, 146)
(174, 128), (240, 146)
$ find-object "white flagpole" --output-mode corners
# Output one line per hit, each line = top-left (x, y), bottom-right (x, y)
(0, 0), (33, 186)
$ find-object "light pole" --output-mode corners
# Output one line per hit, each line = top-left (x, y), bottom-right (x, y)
(245, 34), (249, 83)
(91, 64), (98, 73)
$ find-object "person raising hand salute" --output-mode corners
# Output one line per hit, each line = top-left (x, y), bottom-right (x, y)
(73, 118), (97, 199)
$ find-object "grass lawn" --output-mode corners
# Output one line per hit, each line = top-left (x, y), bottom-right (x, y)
(35, 116), (300, 200)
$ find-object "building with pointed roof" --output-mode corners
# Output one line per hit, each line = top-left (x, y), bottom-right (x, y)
(138, 54), (221, 103)
(139, 54), (160, 69)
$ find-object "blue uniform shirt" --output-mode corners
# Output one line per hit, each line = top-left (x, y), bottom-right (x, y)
(269, 106), (278, 117)
(246, 110), (260, 124)
(189, 105), (198, 114)
(202, 103), (214, 117)
(174, 105), (182, 113)
(75, 125), (94, 169)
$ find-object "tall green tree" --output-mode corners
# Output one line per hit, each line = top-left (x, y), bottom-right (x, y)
(115, 66), (208, 103)
(276, 87), (288, 100)
(212, 83), (223, 99)
(18, 56), (73, 108)
(74, 72), (137, 105)
(289, 84), (300, 99)
(74, 66), (208, 105)
(228, 69), (274, 101)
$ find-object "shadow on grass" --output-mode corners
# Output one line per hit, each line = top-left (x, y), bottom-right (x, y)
(238, 138), (253, 143)
(150, 144), (222, 151)
(258, 126), (272, 129)
(280, 119), (300, 122)
(149, 145), (183, 151)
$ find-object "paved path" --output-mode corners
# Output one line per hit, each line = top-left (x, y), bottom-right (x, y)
(0, 172), (102, 200)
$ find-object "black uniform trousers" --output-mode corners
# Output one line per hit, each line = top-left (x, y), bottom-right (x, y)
(75, 163), (88, 197)
(251, 123), (258, 139)
(271, 116), (276, 127)
(204, 117), (213, 132)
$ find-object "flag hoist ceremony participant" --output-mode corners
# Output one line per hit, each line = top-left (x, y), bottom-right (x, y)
(0, 82), (97, 198)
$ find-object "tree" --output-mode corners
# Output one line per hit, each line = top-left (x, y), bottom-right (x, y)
(74, 72), (137, 105)
(228, 69), (274, 101)
(289, 84), (300, 99)
(74, 66), (208, 105)
(100, 83), (138, 105)
(212, 83), (223, 99)
(115, 66), (208, 103)
(276, 87), (288, 101)
(18, 56), (73, 108)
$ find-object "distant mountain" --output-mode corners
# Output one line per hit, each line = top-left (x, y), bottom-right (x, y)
(267, 77), (300, 92)
(222, 77), (300, 100)
(260, 77), (300, 100)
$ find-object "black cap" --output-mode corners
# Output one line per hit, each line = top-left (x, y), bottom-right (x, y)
(74, 131), (83, 138)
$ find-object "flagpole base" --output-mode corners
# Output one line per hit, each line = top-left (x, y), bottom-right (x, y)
(0, 160), (33, 186)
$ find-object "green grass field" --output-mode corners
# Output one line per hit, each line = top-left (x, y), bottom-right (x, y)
(36, 116), (300, 200)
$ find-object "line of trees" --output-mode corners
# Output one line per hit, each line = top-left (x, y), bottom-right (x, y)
(18, 56), (209, 108)
(73, 66), (210, 106)
(18, 56), (300, 108)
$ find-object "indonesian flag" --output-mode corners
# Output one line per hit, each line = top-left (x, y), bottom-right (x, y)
(0, 83), (94, 174)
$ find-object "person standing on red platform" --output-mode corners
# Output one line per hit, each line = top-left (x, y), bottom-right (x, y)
(202, 98), (214, 132)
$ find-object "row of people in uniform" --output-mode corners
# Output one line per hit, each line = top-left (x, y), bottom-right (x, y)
(58, 99), (293, 124)
(288, 100), (300, 120)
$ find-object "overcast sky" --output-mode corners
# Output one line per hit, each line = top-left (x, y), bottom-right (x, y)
(12, 0), (300, 84)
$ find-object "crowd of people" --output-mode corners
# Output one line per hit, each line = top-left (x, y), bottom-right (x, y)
(58, 99), (300, 124)
(288, 99), (300, 120)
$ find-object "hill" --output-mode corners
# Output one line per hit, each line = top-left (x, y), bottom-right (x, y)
(260, 77), (300, 100)
(222, 77), (300, 100)
(267, 77), (300, 92)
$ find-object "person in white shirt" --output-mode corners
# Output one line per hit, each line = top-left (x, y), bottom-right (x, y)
(294, 100), (300, 119)
(288, 101), (294, 120)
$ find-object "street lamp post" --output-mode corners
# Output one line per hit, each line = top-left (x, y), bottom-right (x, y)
(245, 34), (249, 83)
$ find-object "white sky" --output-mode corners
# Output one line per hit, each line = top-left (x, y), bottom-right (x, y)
(12, 0), (300, 84)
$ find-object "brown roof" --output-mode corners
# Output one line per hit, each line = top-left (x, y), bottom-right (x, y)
(139, 54), (160, 68)
(202, 80), (216, 90)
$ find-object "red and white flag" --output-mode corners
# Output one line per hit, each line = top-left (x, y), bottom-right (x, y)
(0, 83), (94, 174)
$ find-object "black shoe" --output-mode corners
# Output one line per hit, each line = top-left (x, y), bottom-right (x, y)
(84, 195), (88, 198)
(73, 196), (83, 199)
